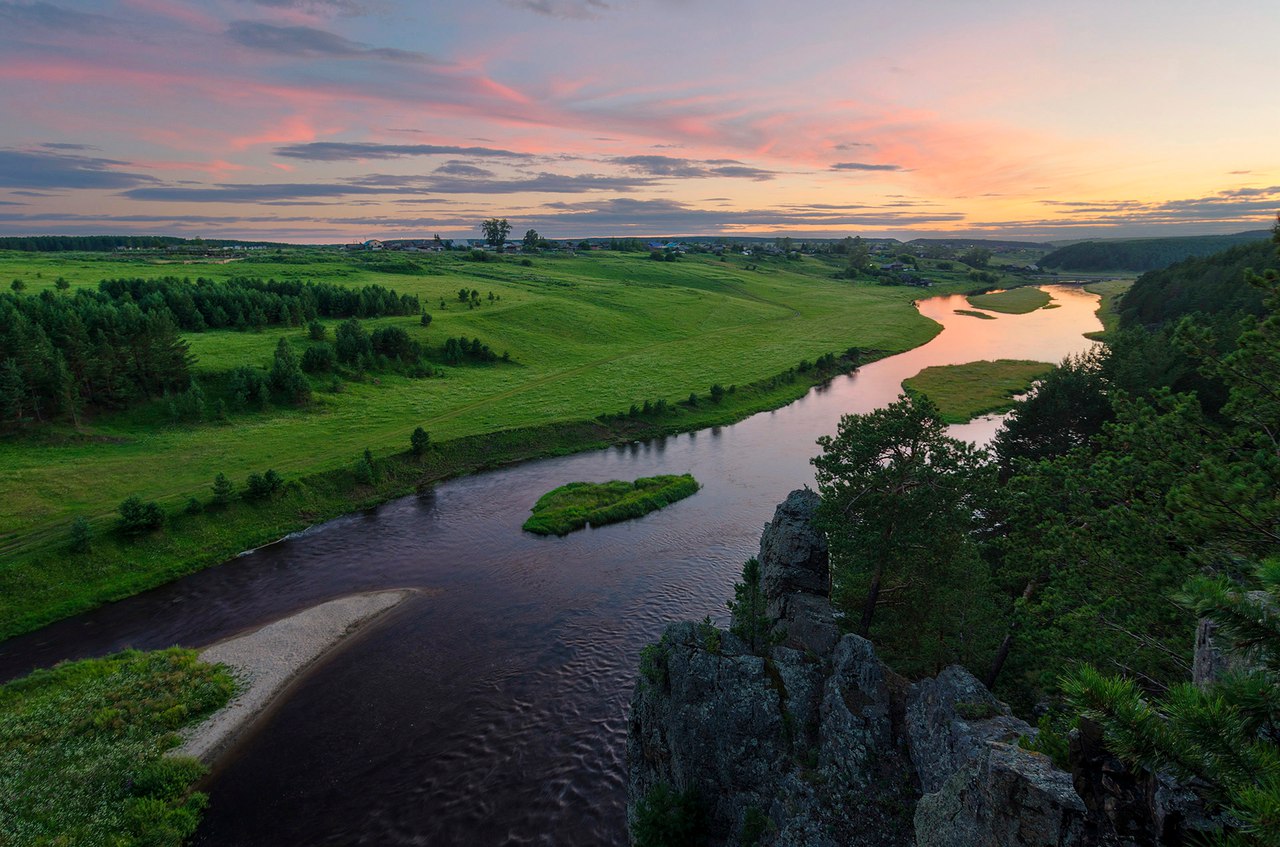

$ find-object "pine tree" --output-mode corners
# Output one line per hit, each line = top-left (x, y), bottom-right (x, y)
(410, 426), (431, 456)
(1065, 562), (1280, 846)
(269, 337), (310, 405)
(727, 558), (771, 654)
(211, 473), (234, 505)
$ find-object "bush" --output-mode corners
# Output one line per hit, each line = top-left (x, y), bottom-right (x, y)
(184, 497), (202, 515)
(118, 496), (164, 534)
(301, 343), (336, 373)
(211, 473), (234, 505)
(631, 782), (706, 847)
(307, 319), (326, 341)
(68, 516), (91, 552)
(244, 469), (283, 501)
(410, 426), (431, 456)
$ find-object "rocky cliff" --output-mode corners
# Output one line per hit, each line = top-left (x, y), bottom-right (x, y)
(626, 489), (1209, 847)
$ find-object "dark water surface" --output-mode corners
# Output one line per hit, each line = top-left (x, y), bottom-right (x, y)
(0, 286), (1101, 846)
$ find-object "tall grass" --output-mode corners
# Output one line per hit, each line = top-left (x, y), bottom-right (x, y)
(523, 474), (700, 536)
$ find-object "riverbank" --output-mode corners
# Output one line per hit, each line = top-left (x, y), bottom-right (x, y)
(175, 589), (416, 764)
(0, 348), (885, 641)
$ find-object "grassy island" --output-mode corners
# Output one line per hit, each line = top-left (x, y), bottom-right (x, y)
(0, 648), (234, 846)
(952, 308), (997, 320)
(523, 474), (700, 536)
(902, 359), (1054, 423)
(965, 287), (1052, 314)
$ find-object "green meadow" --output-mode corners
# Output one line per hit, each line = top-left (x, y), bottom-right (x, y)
(965, 286), (1052, 314)
(523, 474), (700, 536)
(0, 248), (979, 635)
(902, 359), (1055, 423)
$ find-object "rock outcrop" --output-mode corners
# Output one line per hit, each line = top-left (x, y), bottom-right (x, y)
(626, 489), (1207, 847)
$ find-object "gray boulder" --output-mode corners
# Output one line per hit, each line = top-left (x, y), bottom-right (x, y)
(915, 743), (1088, 847)
(906, 664), (1033, 794)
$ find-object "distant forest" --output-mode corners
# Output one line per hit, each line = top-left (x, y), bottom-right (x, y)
(0, 236), (286, 252)
(1039, 230), (1269, 272)
(1119, 239), (1278, 327)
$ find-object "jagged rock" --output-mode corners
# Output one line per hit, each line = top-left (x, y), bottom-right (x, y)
(915, 743), (1088, 847)
(757, 488), (840, 655)
(760, 489), (829, 611)
(1192, 591), (1269, 686)
(627, 490), (1214, 847)
(819, 634), (897, 790)
(626, 621), (787, 844)
(906, 664), (1032, 794)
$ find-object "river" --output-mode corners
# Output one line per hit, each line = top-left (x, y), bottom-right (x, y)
(0, 285), (1101, 846)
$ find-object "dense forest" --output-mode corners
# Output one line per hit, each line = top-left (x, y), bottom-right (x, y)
(1118, 238), (1277, 326)
(0, 277), (420, 426)
(1039, 230), (1268, 272)
(814, 223), (1280, 840)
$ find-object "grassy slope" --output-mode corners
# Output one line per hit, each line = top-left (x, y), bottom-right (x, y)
(1083, 278), (1134, 340)
(523, 474), (699, 536)
(966, 287), (1053, 314)
(0, 250), (982, 637)
(902, 360), (1055, 423)
(0, 648), (234, 846)
(1, 251), (961, 547)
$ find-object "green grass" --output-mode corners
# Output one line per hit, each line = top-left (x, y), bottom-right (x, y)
(953, 308), (997, 320)
(1082, 278), (1134, 340)
(902, 359), (1055, 423)
(0, 249), (970, 637)
(523, 474), (699, 536)
(0, 648), (235, 847)
(0, 352), (860, 639)
(965, 287), (1053, 314)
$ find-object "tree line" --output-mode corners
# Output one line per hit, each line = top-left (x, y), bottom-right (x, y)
(1, 290), (191, 425)
(808, 223), (1280, 841)
(96, 276), (420, 332)
(0, 235), (284, 252)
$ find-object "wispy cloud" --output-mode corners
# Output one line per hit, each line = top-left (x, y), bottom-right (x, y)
(503, 0), (610, 20)
(275, 142), (532, 161)
(0, 149), (157, 189)
(611, 155), (775, 180)
(831, 162), (904, 172)
(226, 21), (433, 62)
(0, 1), (116, 33)
(244, 0), (378, 15)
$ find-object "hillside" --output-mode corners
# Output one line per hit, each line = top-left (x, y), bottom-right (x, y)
(1040, 230), (1268, 272)
(1118, 238), (1277, 327)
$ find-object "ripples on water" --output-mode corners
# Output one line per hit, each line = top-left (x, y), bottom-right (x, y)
(0, 286), (1101, 845)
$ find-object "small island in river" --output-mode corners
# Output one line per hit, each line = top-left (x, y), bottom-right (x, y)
(523, 474), (700, 536)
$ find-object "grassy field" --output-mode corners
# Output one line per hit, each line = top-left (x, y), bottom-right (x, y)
(0, 248), (979, 636)
(1083, 278), (1135, 339)
(0, 648), (234, 846)
(902, 359), (1055, 423)
(965, 287), (1053, 314)
(523, 474), (699, 536)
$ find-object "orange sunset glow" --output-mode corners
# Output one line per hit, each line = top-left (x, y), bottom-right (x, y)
(1, 0), (1276, 242)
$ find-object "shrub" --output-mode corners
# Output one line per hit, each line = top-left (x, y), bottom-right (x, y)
(301, 343), (336, 373)
(130, 757), (207, 802)
(244, 469), (283, 500)
(211, 473), (234, 505)
(184, 497), (202, 515)
(631, 782), (706, 847)
(410, 426), (431, 456)
(307, 319), (326, 341)
(68, 516), (91, 552)
(118, 496), (164, 534)
(709, 383), (725, 403)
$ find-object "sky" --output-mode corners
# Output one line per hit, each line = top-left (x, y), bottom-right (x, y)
(0, 0), (1277, 243)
